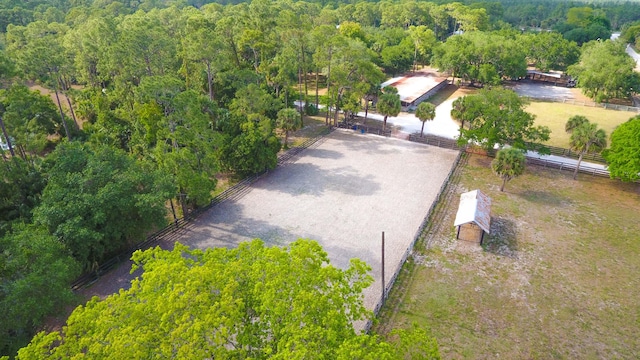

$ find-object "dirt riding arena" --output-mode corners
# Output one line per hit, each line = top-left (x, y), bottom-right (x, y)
(178, 129), (459, 312)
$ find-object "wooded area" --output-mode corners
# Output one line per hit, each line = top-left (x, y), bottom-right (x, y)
(2, 0), (640, 357)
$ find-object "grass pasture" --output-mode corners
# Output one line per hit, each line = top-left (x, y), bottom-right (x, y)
(527, 101), (637, 148)
(376, 154), (640, 359)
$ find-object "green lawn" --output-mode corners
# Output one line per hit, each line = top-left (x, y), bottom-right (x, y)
(527, 101), (637, 148)
(375, 154), (640, 359)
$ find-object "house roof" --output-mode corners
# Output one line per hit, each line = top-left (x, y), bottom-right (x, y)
(453, 190), (491, 234)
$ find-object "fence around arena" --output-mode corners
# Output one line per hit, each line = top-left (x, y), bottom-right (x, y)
(71, 127), (333, 291)
(336, 121), (392, 137)
(366, 149), (465, 331)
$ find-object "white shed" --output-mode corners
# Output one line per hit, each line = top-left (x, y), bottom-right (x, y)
(453, 190), (491, 244)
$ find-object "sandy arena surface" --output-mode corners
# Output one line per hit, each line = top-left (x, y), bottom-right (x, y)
(177, 129), (459, 312)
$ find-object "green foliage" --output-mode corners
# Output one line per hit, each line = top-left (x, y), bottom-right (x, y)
(567, 119), (606, 180)
(377, 89), (401, 131)
(34, 142), (173, 269)
(491, 147), (526, 192)
(0, 157), (44, 233)
(218, 116), (281, 177)
(565, 115), (589, 133)
(433, 31), (526, 86)
(276, 107), (301, 148)
(0, 84), (60, 156)
(17, 239), (377, 358)
(603, 116), (640, 182)
(1, 224), (80, 357)
(523, 31), (580, 72)
(568, 40), (640, 103)
(415, 101), (436, 137)
(455, 88), (550, 152)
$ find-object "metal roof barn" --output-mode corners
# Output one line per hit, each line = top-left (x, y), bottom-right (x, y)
(381, 70), (448, 110)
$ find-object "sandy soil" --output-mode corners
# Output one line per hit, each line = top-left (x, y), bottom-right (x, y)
(175, 130), (460, 312)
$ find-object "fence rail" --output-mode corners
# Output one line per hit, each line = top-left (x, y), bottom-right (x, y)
(407, 133), (612, 178)
(71, 127), (333, 291)
(408, 133), (464, 149)
(336, 122), (392, 137)
(367, 149), (465, 331)
(523, 96), (640, 113)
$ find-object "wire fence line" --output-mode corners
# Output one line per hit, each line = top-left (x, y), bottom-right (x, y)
(408, 133), (612, 178)
(367, 149), (465, 332)
(336, 121), (392, 137)
(71, 127), (333, 291)
(524, 96), (640, 113)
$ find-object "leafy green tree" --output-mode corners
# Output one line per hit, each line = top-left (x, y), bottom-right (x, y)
(523, 32), (580, 72)
(229, 83), (282, 121)
(0, 157), (45, 233)
(603, 116), (640, 182)
(34, 142), (173, 269)
(568, 40), (640, 102)
(1, 224), (80, 358)
(6, 21), (76, 140)
(218, 115), (281, 177)
(377, 88), (401, 132)
(415, 101), (436, 137)
(455, 88), (550, 152)
(407, 25), (436, 71)
(0, 85), (60, 159)
(276, 108), (301, 149)
(0, 49), (15, 86)
(434, 31), (525, 86)
(491, 148), (526, 192)
(566, 119), (606, 180)
(181, 10), (226, 102)
(17, 239), (439, 359)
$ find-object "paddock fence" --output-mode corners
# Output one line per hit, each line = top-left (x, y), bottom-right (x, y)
(524, 96), (640, 113)
(367, 149), (466, 332)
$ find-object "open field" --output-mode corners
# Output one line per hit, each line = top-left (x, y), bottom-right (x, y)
(527, 101), (637, 148)
(376, 154), (640, 359)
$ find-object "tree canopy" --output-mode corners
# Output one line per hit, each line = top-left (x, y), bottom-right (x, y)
(454, 88), (550, 152)
(491, 147), (526, 192)
(566, 116), (606, 180)
(603, 116), (640, 182)
(568, 40), (640, 103)
(34, 142), (173, 269)
(17, 239), (440, 359)
(1, 224), (80, 357)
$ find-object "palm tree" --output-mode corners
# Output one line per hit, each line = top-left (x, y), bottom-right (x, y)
(565, 115), (589, 133)
(415, 102), (436, 137)
(377, 87), (401, 132)
(277, 108), (302, 149)
(491, 148), (526, 192)
(567, 121), (607, 180)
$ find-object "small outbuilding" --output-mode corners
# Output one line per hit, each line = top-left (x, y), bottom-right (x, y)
(453, 190), (491, 245)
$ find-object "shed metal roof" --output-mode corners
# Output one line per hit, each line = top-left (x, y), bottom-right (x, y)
(381, 72), (447, 104)
(453, 190), (491, 234)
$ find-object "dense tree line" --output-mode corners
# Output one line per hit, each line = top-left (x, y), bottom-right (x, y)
(1, 0), (640, 357)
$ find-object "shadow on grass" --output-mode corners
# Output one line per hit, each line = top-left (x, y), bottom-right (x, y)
(518, 189), (571, 207)
(483, 216), (518, 259)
